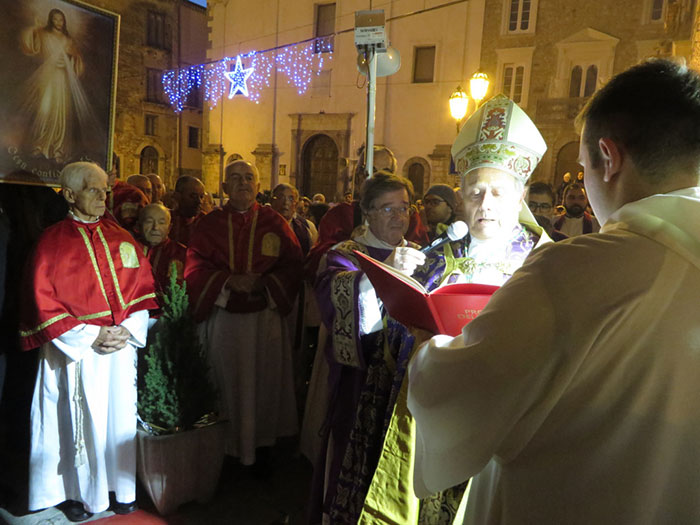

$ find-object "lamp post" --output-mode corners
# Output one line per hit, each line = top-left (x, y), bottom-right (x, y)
(449, 86), (469, 134)
(469, 70), (490, 106)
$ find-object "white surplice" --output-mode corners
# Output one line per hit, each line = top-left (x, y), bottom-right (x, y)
(409, 187), (700, 524)
(29, 310), (148, 514)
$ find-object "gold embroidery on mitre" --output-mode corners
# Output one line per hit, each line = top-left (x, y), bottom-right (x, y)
(119, 242), (140, 268)
(261, 232), (280, 257)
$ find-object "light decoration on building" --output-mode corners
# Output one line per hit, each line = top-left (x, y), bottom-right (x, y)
(225, 55), (255, 98)
(162, 40), (332, 112)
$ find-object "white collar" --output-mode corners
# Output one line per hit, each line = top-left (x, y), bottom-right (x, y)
(69, 210), (100, 224)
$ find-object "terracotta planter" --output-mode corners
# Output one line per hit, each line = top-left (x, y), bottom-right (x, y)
(137, 423), (225, 515)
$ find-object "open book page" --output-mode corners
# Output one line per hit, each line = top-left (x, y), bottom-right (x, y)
(353, 250), (427, 293)
(354, 250), (499, 336)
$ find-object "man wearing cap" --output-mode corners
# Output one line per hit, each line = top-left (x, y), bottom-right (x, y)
(423, 184), (457, 242)
(356, 94), (551, 524)
(409, 59), (700, 522)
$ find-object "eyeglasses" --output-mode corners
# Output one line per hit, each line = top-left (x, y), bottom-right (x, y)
(370, 205), (411, 217)
(528, 202), (553, 212)
(423, 198), (446, 207)
(272, 195), (297, 203)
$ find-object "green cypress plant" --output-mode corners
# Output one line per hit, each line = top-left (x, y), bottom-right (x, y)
(138, 264), (217, 434)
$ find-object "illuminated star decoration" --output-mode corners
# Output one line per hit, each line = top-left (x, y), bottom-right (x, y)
(162, 40), (333, 110)
(225, 55), (254, 98)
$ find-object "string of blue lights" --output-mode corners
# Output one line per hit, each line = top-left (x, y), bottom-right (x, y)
(162, 41), (332, 112)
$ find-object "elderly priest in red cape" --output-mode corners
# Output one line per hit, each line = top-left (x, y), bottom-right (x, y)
(20, 162), (158, 522)
(136, 203), (187, 295)
(185, 160), (303, 468)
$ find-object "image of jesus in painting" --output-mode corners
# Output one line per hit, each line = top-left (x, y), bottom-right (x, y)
(20, 7), (99, 164)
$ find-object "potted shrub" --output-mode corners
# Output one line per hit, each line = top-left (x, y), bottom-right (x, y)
(137, 267), (223, 515)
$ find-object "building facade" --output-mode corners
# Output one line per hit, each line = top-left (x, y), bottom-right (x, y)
(89, 0), (207, 188)
(200, 0), (696, 199)
(202, 0), (487, 199)
(480, 0), (696, 188)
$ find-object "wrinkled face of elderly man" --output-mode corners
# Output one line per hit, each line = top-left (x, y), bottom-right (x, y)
(271, 186), (299, 222)
(138, 204), (171, 247)
(63, 165), (109, 222)
(462, 167), (525, 241)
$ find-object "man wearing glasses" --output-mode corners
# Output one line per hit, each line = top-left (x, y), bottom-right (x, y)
(528, 181), (568, 241)
(270, 183), (317, 256)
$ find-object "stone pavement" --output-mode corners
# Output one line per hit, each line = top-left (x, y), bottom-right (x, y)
(0, 442), (312, 525)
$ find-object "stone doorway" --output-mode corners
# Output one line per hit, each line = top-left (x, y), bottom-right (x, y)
(408, 162), (425, 197)
(140, 146), (159, 175)
(301, 134), (339, 201)
(555, 141), (581, 187)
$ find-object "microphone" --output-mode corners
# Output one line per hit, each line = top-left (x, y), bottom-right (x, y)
(420, 221), (468, 254)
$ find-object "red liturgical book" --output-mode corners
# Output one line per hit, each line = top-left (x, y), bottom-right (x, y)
(354, 250), (498, 336)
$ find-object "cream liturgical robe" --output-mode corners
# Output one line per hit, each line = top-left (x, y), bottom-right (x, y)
(408, 187), (700, 524)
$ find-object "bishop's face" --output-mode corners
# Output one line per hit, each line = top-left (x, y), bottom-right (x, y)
(462, 168), (524, 241)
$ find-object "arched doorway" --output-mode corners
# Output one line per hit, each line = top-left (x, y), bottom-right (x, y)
(402, 157), (430, 198)
(407, 163), (425, 197)
(140, 146), (159, 175)
(301, 134), (338, 201)
(554, 141), (581, 188)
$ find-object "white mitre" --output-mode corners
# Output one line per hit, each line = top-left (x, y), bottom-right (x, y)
(451, 94), (547, 184)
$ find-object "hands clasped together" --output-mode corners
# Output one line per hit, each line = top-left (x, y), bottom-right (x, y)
(92, 325), (131, 354)
(225, 273), (264, 294)
(384, 247), (426, 277)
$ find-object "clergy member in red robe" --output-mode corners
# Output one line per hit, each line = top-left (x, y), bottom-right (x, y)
(136, 203), (186, 295)
(20, 162), (158, 521)
(170, 175), (205, 246)
(107, 178), (148, 235)
(186, 160), (303, 467)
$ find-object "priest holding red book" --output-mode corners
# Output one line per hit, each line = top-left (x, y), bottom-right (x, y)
(20, 162), (157, 522)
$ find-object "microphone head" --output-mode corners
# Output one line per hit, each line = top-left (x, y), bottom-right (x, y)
(446, 220), (468, 241)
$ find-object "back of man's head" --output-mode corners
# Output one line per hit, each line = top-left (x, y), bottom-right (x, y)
(577, 58), (700, 182)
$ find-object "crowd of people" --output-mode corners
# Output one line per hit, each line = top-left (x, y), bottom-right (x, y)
(3, 57), (700, 524)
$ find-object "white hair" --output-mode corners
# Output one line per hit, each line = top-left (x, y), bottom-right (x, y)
(60, 162), (106, 191)
(224, 159), (259, 180)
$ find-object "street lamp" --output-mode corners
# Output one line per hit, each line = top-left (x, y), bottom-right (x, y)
(449, 86), (469, 133)
(469, 71), (490, 105)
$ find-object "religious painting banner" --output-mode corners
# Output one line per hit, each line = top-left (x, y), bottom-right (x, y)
(0, 0), (119, 186)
